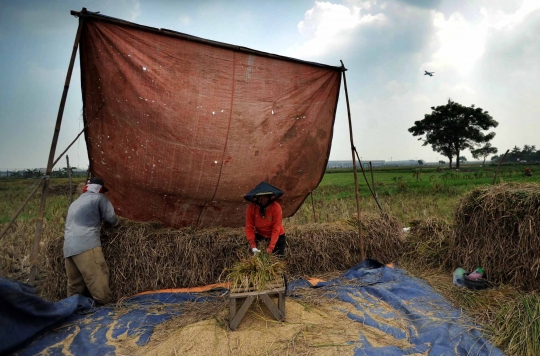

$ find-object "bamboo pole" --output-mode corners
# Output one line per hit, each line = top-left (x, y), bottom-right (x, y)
(353, 149), (384, 213)
(0, 177), (45, 240)
(340, 60), (365, 261)
(369, 161), (381, 210)
(67, 155), (73, 204)
(52, 103), (104, 167)
(28, 18), (83, 286)
(493, 149), (510, 185)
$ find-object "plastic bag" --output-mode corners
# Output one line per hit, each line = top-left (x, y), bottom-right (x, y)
(453, 267), (466, 287)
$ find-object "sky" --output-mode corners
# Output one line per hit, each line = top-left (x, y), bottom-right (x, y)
(1, 0), (539, 169)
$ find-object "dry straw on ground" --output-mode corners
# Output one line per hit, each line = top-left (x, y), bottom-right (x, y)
(125, 296), (414, 356)
(451, 183), (540, 291)
(41, 214), (404, 301)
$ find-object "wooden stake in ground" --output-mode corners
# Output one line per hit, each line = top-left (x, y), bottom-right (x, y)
(67, 155), (73, 204)
(29, 18), (84, 286)
(493, 149), (510, 185)
(340, 60), (365, 261)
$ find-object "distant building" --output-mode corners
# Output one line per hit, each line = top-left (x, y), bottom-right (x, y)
(326, 160), (383, 169)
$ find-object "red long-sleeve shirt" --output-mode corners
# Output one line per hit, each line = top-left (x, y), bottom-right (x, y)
(245, 202), (285, 252)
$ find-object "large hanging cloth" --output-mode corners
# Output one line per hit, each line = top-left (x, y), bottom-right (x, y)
(78, 14), (342, 227)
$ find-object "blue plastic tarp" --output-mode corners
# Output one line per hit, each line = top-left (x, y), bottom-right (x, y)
(2, 261), (504, 355)
(0, 278), (93, 354)
(289, 260), (504, 355)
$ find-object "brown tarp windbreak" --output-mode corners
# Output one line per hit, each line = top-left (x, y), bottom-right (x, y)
(79, 16), (342, 228)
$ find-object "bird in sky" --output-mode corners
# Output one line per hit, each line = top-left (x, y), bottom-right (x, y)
(424, 70), (434, 76)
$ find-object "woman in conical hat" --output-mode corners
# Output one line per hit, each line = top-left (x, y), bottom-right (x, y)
(244, 182), (286, 256)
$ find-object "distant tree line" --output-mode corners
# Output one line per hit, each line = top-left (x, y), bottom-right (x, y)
(491, 145), (540, 163)
(3, 167), (85, 179)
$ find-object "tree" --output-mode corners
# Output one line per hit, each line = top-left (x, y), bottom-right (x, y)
(438, 160), (446, 165)
(509, 145), (522, 162)
(459, 156), (467, 163)
(522, 145), (536, 161)
(430, 142), (455, 169)
(408, 99), (498, 169)
(471, 143), (498, 166)
(417, 160), (424, 165)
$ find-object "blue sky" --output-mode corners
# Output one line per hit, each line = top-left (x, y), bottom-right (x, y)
(1, 0), (539, 169)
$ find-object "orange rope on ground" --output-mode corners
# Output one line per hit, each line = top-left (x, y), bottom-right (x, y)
(134, 282), (231, 296)
(134, 264), (395, 296)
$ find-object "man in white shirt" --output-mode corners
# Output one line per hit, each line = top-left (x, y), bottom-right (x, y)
(63, 177), (118, 304)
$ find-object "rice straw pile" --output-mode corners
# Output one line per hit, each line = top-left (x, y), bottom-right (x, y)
(451, 183), (540, 291)
(403, 217), (452, 269)
(41, 214), (404, 301)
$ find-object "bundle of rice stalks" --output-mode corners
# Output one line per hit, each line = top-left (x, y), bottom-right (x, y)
(224, 252), (286, 292)
(492, 293), (540, 356)
(451, 183), (540, 291)
(41, 217), (405, 301)
(402, 217), (452, 269)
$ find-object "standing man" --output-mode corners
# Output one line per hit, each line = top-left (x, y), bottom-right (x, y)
(244, 181), (286, 256)
(63, 177), (118, 304)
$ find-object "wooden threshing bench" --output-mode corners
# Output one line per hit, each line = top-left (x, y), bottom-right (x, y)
(228, 278), (286, 330)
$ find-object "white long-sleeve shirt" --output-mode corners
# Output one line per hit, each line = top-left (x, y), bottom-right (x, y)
(63, 189), (118, 258)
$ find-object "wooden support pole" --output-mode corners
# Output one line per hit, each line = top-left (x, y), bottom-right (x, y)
(52, 102), (104, 167)
(0, 177), (45, 240)
(493, 149), (510, 185)
(354, 150), (383, 213)
(369, 162), (382, 211)
(28, 18), (83, 286)
(67, 155), (73, 204)
(340, 60), (365, 261)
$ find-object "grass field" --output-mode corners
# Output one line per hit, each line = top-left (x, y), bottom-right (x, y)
(290, 163), (540, 225)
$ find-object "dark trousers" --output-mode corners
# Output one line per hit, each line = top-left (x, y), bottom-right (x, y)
(253, 233), (286, 256)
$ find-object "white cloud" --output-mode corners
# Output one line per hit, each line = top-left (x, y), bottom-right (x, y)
(298, 2), (361, 39)
(482, 0), (540, 30)
(294, 1), (386, 58)
(179, 15), (191, 27)
(126, 0), (141, 22)
(425, 0), (540, 74)
(426, 11), (487, 72)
